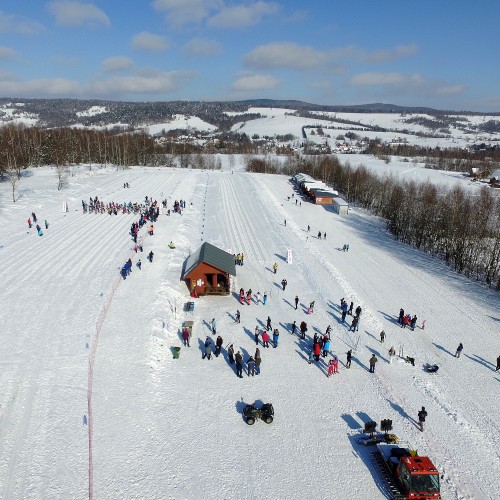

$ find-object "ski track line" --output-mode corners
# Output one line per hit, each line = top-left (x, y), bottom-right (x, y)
(373, 367), (487, 499)
(87, 171), (184, 498)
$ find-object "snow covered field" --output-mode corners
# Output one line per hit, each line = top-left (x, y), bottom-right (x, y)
(0, 163), (499, 500)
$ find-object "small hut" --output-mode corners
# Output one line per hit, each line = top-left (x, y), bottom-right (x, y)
(332, 196), (349, 215)
(183, 242), (236, 296)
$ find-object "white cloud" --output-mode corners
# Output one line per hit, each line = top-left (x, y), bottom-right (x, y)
(153, 0), (222, 27)
(182, 38), (222, 57)
(101, 56), (134, 72)
(0, 10), (46, 35)
(0, 70), (16, 81)
(0, 45), (16, 58)
(232, 73), (281, 91)
(350, 72), (465, 97)
(51, 55), (80, 66)
(0, 71), (194, 98)
(47, 1), (110, 28)
(243, 42), (335, 70)
(207, 1), (279, 28)
(131, 31), (169, 52)
(357, 43), (418, 64)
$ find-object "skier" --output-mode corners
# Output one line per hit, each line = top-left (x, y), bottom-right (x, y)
(211, 318), (217, 335)
(369, 354), (378, 373)
(380, 330), (386, 343)
(235, 351), (243, 378)
(273, 262), (278, 274)
(215, 335), (223, 357)
(228, 344), (235, 364)
(255, 348), (261, 375)
(254, 326), (260, 345)
(247, 356), (256, 376)
(455, 342), (463, 358)
(418, 406), (427, 432)
(291, 320), (297, 335)
(262, 331), (270, 348)
(202, 337), (212, 360)
(346, 349), (352, 368)
(148, 251), (154, 262)
(272, 328), (280, 348)
(295, 296), (299, 310)
(235, 310), (241, 323)
(281, 279), (287, 291)
(266, 316), (272, 331)
(182, 327), (190, 347)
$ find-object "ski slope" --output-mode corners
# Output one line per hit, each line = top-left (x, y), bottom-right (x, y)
(0, 163), (499, 500)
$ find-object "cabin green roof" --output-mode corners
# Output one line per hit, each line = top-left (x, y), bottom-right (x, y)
(184, 242), (236, 277)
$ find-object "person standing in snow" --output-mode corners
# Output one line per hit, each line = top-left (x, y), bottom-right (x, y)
(388, 346), (396, 363)
(44, 220), (49, 229)
(284, 219), (286, 226)
(322, 337), (331, 357)
(255, 348), (261, 374)
(263, 291), (268, 305)
(398, 308), (405, 324)
(247, 356), (256, 376)
(148, 250), (154, 262)
(313, 342), (321, 362)
(300, 321), (307, 339)
(355, 305), (362, 317)
(418, 406), (427, 432)
(228, 344), (235, 364)
(254, 326), (260, 345)
(28, 218), (32, 228)
(262, 330), (270, 348)
(495, 355), (500, 371)
(272, 328), (280, 348)
(137, 259), (142, 270)
(410, 315), (418, 331)
(455, 343), (463, 358)
(380, 330), (386, 343)
(291, 320), (297, 335)
(308, 350), (315, 364)
(346, 349), (352, 368)
(281, 278), (287, 291)
(369, 354), (378, 373)
(211, 318), (217, 335)
(348, 302), (354, 316)
(215, 335), (223, 357)
(235, 351), (243, 378)
(421, 319), (426, 330)
(309, 301), (315, 313)
(202, 337), (212, 360)
(295, 295), (299, 309)
(317, 231), (322, 239)
(273, 262), (278, 274)
(256, 291), (261, 304)
(182, 327), (190, 347)
(349, 316), (359, 332)
(266, 316), (272, 331)
(341, 301), (348, 322)
(307, 225), (310, 232)
(327, 359), (335, 377)
(235, 310), (241, 323)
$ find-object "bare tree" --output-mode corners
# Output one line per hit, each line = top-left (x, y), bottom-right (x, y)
(8, 170), (20, 202)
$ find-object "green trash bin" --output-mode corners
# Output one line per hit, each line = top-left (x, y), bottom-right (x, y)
(172, 347), (181, 359)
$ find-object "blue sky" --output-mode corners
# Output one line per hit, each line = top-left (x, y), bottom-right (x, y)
(0, 0), (499, 111)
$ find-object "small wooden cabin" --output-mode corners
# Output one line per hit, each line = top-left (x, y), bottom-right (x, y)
(183, 242), (236, 296)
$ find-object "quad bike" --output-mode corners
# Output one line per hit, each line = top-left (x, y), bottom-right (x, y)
(243, 402), (274, 425)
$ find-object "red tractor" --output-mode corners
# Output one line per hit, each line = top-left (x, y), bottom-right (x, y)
(373, 442), (441, 499)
